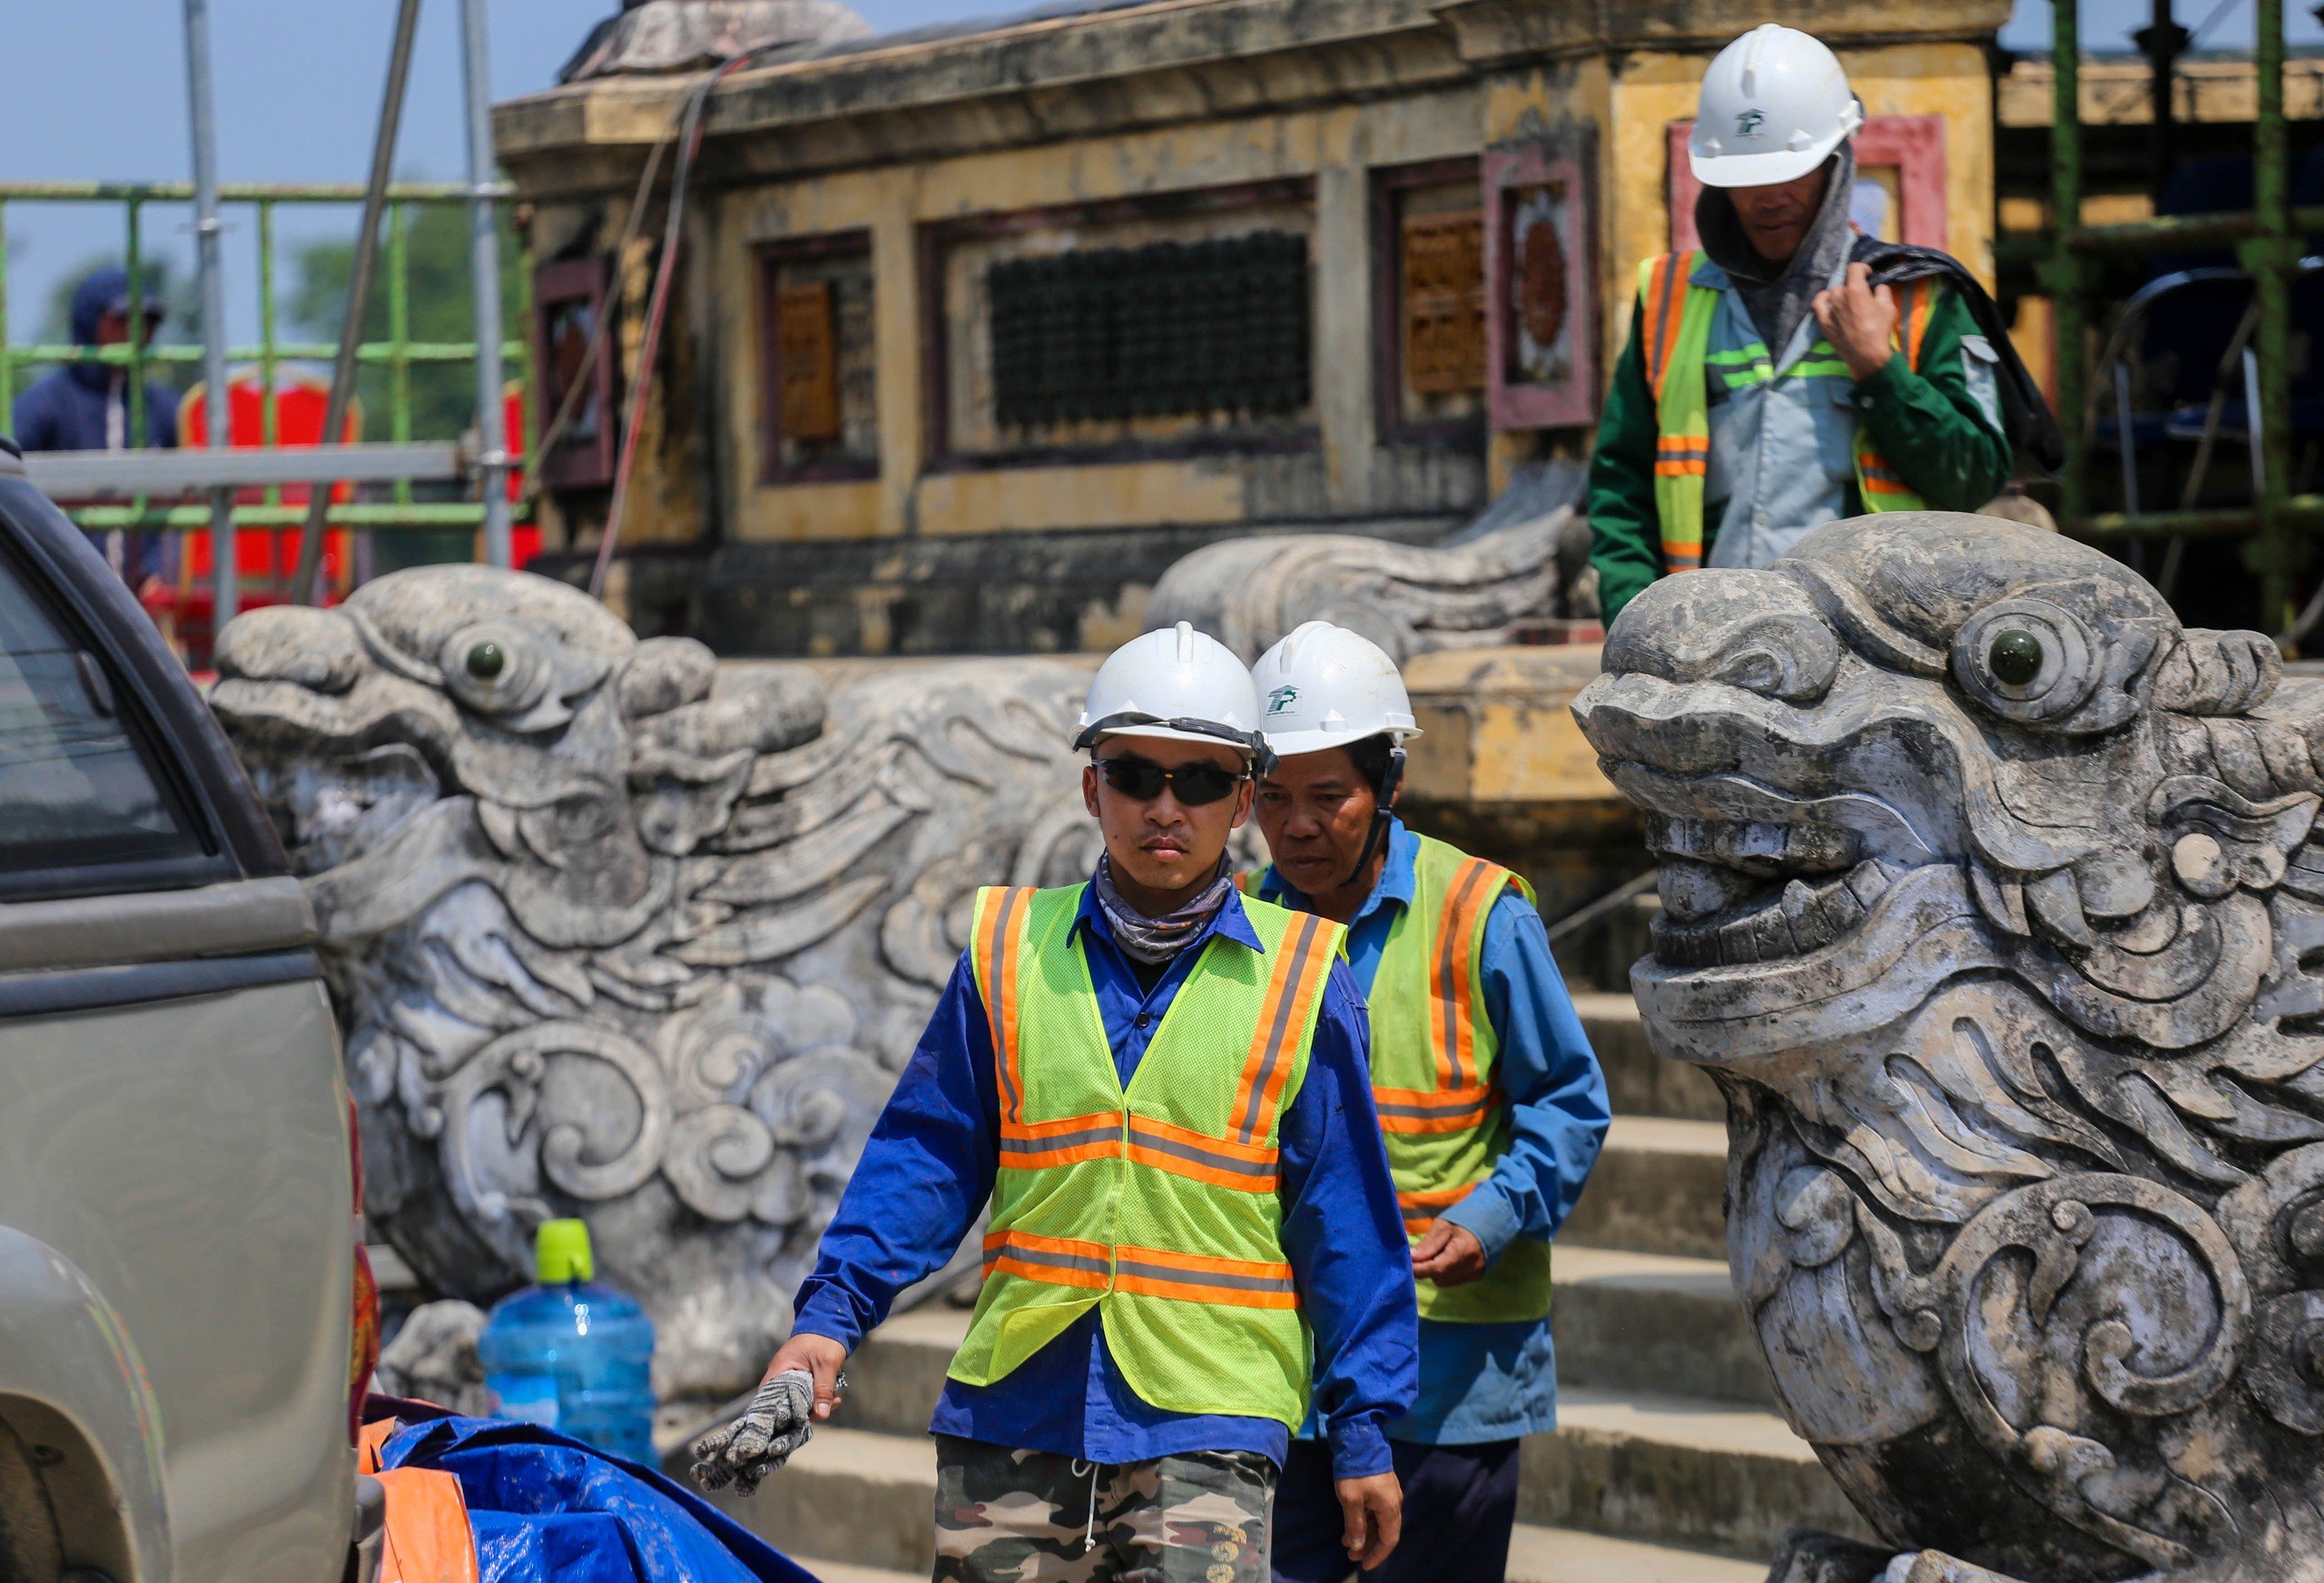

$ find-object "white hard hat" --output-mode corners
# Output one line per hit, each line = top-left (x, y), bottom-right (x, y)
(1689, 25), (1863, 190)
(1251, 621), (1422, 759)
(1075, 621), (1265, 759)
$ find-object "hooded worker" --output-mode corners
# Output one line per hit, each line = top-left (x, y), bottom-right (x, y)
(1239, 622), (1610, 1583)
(1587, 25), (2013, 620)
(11, 266), (180, 588)
(695, 624), (1418, 1582)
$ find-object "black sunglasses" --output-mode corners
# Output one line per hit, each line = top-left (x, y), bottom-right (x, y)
(1093, 755), (1248, 806)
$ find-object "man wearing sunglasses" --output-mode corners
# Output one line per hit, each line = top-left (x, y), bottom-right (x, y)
(1242, 623), (1610, 1583)
(704, 623), (1417, 1583)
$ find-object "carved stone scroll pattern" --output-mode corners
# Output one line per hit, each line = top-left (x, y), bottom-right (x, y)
(1571, 515), (2324, 1582)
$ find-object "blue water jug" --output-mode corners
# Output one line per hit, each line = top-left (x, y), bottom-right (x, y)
(479, 1219), (657, 1463)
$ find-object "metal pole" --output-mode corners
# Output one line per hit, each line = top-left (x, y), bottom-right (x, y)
(2053, 0), (2086, 533)
(291, 0), (423, 607)
(2254, 0), (2295, 635)
(183, 0), (236, 631)
(458, 0), (513, 569)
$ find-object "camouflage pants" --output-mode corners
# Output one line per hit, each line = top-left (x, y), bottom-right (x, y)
(933, 1435), (1275, 1583)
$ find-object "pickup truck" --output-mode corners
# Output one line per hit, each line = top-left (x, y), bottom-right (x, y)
(0, 439), (379, 1583)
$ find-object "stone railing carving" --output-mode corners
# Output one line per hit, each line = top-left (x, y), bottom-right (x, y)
(1146, 465), (1593, 663)
(212, 566), (1098, 1399)
(1572, 514), (2324, 1583)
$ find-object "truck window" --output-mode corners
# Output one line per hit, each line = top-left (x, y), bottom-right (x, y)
(0, 544), (202, 890)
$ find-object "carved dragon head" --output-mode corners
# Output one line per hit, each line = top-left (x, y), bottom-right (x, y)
(212, 567), (1100, 1396)
(1573, 516), (2324, 1581)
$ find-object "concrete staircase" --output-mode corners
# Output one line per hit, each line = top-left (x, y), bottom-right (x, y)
(693, 992), (1867, 1581)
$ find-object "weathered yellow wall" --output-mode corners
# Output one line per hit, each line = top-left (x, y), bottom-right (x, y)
(714, 87), (1482, 546)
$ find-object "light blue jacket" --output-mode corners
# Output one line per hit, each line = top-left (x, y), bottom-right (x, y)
(1249, 819), (1611, 1443)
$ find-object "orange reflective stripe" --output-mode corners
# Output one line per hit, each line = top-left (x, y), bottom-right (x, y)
(1396, 1185), (1474, 1230)
(999, 1110), (1127, 1169)
(1432, 859), (1504, 1088)
(1904, 281), (1931, 369)
(375, 1467), (480, 1583)
(1373, 1083), (1499, 1136)
(975, 887), (1035, 1126)
(1640, 252), (1687, 400)
(1234, 910), (1336, 1145)
(1662, 546), (1704, 569)
(1128, 1114), (1278, 1192)
(1115, 1244), (1300, 1308)
(984, 1230), (1114, 1290)
(1653, 434), (1709, 477)
(1859, 454), (1913, 494)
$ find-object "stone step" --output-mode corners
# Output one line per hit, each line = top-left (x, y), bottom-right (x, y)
(699, 1398), (1859, 1573)
(1521, 1388), (1866, 1560)
(1571, 993), (1722, 1125)
(1551, 1246), (1770, 1409)
(1559, 1116), (1728, 1262)
(714, 1357), (1856, 1566)
(784, 1521), (1768, 1583)
(1506, 1523), (1768, 1583)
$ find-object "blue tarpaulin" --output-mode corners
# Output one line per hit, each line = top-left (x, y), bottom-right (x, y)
(378, 1414), (820, 1583)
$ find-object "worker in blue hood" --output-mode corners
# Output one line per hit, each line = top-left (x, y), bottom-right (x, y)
(12, 266), (181, 587)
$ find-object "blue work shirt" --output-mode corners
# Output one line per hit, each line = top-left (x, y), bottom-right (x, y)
(792, 880), (1417, 1479)
(1248, 818), (1610, 1444)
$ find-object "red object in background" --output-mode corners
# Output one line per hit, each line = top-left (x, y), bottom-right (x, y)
(506, 381), (541, 569)
(178, 370), (362, 590)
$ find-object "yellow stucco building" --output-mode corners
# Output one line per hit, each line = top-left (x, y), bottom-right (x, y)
(495, 0), (2009, 653)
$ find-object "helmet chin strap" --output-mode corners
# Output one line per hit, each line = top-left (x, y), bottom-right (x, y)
(1341, 747), (1405, 893)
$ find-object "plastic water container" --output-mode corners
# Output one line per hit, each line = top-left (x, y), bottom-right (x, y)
(479, 1219), (657, 1463)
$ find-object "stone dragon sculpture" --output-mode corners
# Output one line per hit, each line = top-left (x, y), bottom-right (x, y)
(211, 566), (1101, 1398)
(1571, 516), (2324, 1583)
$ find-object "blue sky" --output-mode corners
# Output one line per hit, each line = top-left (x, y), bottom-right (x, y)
(1, 0), (2312, 348)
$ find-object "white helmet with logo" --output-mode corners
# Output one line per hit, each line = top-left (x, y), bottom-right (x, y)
(1074, 621), (1266, 760)
(1689, 25), (1863, 191)
(1251, 621), (1421, 760)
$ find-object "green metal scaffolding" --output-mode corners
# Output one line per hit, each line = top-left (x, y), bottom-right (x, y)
(0, 180), (533, 550)
(2046, 0), (2315, 632)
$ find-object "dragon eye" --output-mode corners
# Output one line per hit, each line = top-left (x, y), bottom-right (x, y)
(1988, 629), (2043, 686)
(467, 641), (506, 681)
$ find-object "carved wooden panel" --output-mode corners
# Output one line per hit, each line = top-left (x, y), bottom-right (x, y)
(775, 280), (842, 444)
(1403, 210), (1485, 396)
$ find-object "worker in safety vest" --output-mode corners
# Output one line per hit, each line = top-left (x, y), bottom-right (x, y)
(1240, 623), (1610, 1583)
(694, 623), (1417, 1583)
(1587, 25), (2011, 622)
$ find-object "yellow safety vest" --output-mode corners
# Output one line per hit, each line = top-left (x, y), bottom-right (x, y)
(1636, 249), (1935, 576)
(1242, 838), (1549, 1323)
(948, 883), (1344, 1428)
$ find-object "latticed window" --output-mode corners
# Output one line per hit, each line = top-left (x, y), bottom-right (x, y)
(988, 232), (1311, 429)
(1402, 211), (1485, 396)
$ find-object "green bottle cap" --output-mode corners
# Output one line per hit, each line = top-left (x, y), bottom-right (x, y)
(536, 1219), (595, 1284)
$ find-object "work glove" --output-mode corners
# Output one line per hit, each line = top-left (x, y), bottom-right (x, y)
(689, 1370), (820, 1497)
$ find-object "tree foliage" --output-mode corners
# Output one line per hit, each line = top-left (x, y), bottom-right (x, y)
(285, 202), (527, 444)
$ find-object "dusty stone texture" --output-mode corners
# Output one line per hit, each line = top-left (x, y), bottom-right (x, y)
(211, 566), (1103, 1400)
(1146, 501), (1590, 664)
(1571, 514), (2324, 1583)
(559, 0), (871, 82)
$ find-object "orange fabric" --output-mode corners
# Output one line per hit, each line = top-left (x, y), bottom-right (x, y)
(374, 1467), (481, 1583)
(976, 887), (1035, 1126)
(1640, 251), (1690, 401)
(1231, 910), (1335, 1145)
(358, 1418), (397, 1476)
(1371, 1084), (1501, 1136)
(1395, 1185), (1475, 1228)
(1431, 859), (1503, 1089)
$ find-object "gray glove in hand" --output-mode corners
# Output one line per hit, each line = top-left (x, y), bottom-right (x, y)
(690, 1369), (819, 1497)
